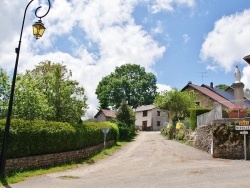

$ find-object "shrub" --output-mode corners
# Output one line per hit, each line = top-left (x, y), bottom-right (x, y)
(0, 119), (119, 159)
(175, 129), (185, 141)
(116, 121), (135, 141)
(176, 121), (185, 130)
(161, 124), (175, 140)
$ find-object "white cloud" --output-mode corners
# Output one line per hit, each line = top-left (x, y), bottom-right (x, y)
(182, 33), (190, 44)
(148, 0), (196, 13)
(0, 0), (168, 118)
(157, 83), (172, 93)
(200, 10), (250, 72)
(151, 21), (163, 35)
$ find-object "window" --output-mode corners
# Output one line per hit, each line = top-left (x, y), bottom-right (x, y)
(195, 101), (200, 106)
(157, 111), (160, 116)
(157, 121), (161, 126)
(143, 110), (148, 117)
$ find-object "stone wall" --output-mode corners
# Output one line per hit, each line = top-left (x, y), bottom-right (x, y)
(6, 140), (115, 172)
(188, 122), (248, 160)
(212, 124), (245, 159)
(193, 124), (213, 153)
(185, 87), (215, 109)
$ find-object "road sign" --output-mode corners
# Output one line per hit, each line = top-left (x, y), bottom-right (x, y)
(235, 126), (250, 130)
(102, 127), (110, 149)
(102, 127), (110, 134)
(240, 131), (248, 134)
(239, 121), (250, 126)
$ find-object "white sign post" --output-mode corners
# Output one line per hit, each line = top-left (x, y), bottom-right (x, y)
(239, 131), (248, 160)
(101, 127), (110, 150)
(236, 122), (249, 160)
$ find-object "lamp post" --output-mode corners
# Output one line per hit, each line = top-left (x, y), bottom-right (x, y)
(0, 0), (51, 176)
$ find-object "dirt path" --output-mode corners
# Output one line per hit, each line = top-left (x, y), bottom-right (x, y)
(8, 132), (250, 188)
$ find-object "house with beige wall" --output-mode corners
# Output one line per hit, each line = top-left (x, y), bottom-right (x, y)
(94, 109), (116, 122)
(135, 105), (168, 131)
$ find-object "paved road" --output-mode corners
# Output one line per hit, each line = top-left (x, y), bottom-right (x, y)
(7, 132), (250, 188)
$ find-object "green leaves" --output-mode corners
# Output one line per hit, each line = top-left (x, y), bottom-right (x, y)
(96, 64), (157, 109)
(0, 119), (119, 158)
(154, 89), (197, 117)
(0, 61), (88, 123)
(0, 68), (10, 118)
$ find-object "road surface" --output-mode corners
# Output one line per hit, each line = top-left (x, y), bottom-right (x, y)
(7, 131), (250, 188)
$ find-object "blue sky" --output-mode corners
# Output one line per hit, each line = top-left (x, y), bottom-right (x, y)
(1, 0), (250, 117)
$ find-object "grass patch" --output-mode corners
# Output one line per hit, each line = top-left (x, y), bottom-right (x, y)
(0, 141), (128, 186)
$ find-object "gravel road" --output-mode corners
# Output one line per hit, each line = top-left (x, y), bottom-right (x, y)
(7, 131), (250, 188)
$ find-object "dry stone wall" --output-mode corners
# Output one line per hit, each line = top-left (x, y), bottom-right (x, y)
(193, 124), (213, 153)
(188, 122), (248, 160)
(6, 140), (115, 172)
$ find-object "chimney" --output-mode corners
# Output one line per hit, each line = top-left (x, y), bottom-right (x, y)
(210, 82), (213, 89)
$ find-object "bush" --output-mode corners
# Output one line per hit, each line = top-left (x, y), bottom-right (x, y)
(161, 124), (175, 140)
(116, 121), (135, 141)
(176, 121), (185, 130)
(175, 129), (185, 141)
(0, 119), (119, 159)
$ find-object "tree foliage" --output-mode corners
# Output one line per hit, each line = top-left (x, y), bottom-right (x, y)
(116, 100), (135, 126)
(115, 100), (135, 140)
(154, 88), (197, 117)
(0, 68), (10, 118)
(215, 84), (229, 91)
(13, 72), (53, 120)
(96, 64), (157, 109)
(0, 61), (88, 123)
(27, 61), (88, 123)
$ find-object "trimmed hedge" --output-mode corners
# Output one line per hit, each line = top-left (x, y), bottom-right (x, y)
(0, 119), (118, 159)
(189, 108), (211, 130)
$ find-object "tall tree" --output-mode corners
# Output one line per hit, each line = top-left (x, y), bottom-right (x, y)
(29, 61), (88, 123)
(0, 68), (10, 118)
(96, 64), (157, 109)
(13, 72), (53, 120)
(154, 88), (196, 117)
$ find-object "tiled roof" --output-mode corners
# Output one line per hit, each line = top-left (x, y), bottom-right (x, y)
(135, 105), (155, 112)
(102, 109), (116, 118)
(202, 84), (250, 108)
(184, 84), (235, 108)
(94, 109), (116, 118)
(202, 84), (235, 102)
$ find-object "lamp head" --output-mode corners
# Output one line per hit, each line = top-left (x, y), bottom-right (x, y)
(32, 19), (46, 39)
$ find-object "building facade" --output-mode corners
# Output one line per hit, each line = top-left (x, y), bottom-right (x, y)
(135, 105), (168, 131)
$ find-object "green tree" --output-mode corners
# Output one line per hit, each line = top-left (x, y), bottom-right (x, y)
(96, 64), (157, 109)
(116, 100), (135, 140)
(154, 88), (196, 117)
(116, 100), (135, 126)
(0, 68), (10, 118)
(215, 84), (229, 91)
(13, 72), (53, 120)
(29, 61), (88, 123)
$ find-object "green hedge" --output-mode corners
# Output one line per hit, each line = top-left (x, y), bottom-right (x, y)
(189, 108), (211, 130)
(0, 119), (118, 159)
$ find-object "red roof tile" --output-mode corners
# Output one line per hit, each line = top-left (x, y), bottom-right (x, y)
(102, 109), (116, 118)
(189, 84), (235, 108)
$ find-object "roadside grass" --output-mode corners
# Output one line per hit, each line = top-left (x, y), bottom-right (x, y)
(0, 141), (128, 186)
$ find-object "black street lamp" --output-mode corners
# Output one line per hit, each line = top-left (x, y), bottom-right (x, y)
(0, 0), (51, 176)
